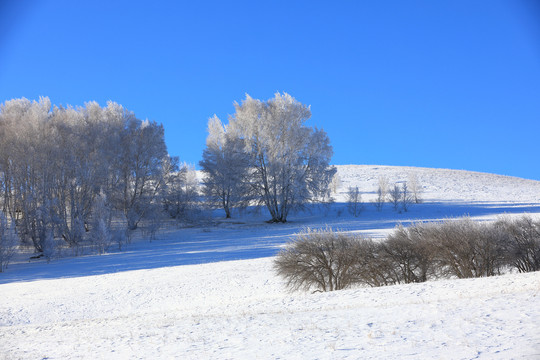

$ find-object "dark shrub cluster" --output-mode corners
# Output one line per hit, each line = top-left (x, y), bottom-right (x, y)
(495, 216), (540, 273)
(273, 227), (364, 292)
(275, 216), (540, 292)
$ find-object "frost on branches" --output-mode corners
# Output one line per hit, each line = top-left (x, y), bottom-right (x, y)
(226, 92), (336, 223)
(200, 115), (251, 218)
(0, 97), (177, 254)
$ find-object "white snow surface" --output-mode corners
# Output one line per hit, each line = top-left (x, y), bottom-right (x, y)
(1, 165), (540, 359)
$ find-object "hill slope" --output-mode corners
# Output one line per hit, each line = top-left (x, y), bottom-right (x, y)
(1, 165), (540, 359)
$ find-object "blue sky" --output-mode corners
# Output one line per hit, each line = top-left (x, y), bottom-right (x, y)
(1, 0), (539, 180)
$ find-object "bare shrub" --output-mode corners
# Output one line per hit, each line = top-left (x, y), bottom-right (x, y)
(400, 182), (413, 212)
(274, 227), (365, 292)
(496, 216), (540, 273)
(275, 216), (538, 293)
(355, 239), (398, 287)
(423, 218), (507, 278)
(383, 224), (434, 283)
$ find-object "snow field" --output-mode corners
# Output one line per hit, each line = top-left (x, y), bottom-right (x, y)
(2, 165), (540, 359)
(1, 257), (539, 359)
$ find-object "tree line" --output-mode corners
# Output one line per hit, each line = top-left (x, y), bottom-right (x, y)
(0, 97), (193, 258)
(0, 93), (336, 265)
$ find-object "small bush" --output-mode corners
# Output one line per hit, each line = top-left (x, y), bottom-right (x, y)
(496, 216), (540, 273)
(421, 218), (507, 278)
(275, 216), (540, 293)
(274, 228), (365, 292)
(383, 224), (434, 283)
(355, 238), (397, 287)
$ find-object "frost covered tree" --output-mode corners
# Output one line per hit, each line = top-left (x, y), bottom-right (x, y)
(329, 173), (341, 196)
(0, 97), (56, 251)
(163, 162), (200, 220)
(228, 93), (336, 223)
(408, 173), (422, 204)
(90, 192), (112, 254)
(374, 176), (389, 211)
(111, 116), (171, 230)
(0, 212), (19, 271)
(200, 115), (251, 218)
(0, 97), (176, 254)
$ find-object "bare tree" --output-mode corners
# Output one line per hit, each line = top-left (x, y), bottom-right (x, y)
(388, 183), (401, 211)
(347, 186), (362, 217)
(401, 182), (413, 212)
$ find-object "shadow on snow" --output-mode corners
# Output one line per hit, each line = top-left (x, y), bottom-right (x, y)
(1, 200), (539, 284)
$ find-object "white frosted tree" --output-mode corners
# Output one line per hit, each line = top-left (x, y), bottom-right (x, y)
(374, 176), (389, 211)
(0, 97), (176, 253)
(329, 173), (341, 195)
(408, 172), (422, 204)
(0, 212), (19, 271)
(228, 93), (336, 223)
(90, 192), (112, 254)
(200, 115), (251, 218)
(113, 116), (170, 230)
(163, 162), (200, 221)
(0, 97), (56, 251)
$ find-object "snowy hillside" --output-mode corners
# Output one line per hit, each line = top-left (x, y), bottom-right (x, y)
(2, 257), (539, 359)
(335, 165), (540, 204)
(1, 165), (540, 359)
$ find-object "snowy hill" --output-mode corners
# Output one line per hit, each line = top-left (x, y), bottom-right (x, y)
(1, 165), (540, 359)
(335, 165), (540, 203)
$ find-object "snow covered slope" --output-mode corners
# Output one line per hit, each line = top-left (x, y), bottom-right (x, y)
(335, 165), (540, 203)
(1, 258), (539, 359)
(1, 165), (540, 359)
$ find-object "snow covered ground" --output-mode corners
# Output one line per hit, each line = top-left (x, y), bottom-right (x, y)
(1, 165), (540, 359)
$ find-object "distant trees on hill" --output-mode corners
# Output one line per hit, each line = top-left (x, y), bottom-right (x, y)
(372, 174), (421, 213)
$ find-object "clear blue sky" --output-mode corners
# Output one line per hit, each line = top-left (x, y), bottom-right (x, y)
(1, 1), (539, 180)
